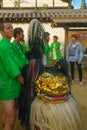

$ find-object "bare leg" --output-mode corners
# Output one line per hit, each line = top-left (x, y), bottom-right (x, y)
(2, 112), (6, 127)
(2, 100), (16, 130)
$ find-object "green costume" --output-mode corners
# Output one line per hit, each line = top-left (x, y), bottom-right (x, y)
(0, 38), (22, 100)
(50, 42), (62, 61)
(11, 40), (28, 68)
(22, 43), (29, 54)
(43, 42), (50, 65)
(18, 43), (29, 55)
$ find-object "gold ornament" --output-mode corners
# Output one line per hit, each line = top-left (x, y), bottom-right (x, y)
(36, 72), (70, 97)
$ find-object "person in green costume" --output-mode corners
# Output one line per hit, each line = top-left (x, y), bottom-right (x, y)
(50, 35), (62, 65)
(0, 22), (24, 130)
(20, 40), (29, 53)
(13, 28), (29, 55)
(42, 32), (50, 66)
(11, 27), (28, 67)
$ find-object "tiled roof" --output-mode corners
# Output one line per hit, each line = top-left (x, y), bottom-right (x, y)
(0, 9), (87, 27)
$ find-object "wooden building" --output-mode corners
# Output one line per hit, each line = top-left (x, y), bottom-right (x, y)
(0, 0), (87, 56)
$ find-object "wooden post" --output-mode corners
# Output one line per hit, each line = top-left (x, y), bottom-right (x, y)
(53, 0), (54, 8)
(18, 0), (20, 7)
(64, 27), (68, 58)
(68, 2), (72, 9)
(35, 0), (37, 9)
(0, 0), (3, 9)
(81, 0), (86, 9)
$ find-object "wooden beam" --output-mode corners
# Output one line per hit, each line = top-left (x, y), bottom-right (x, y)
(64, 27), (68, 58)
(53, 18), (87, 23)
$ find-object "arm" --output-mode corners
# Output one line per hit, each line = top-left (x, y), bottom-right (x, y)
(44, 42), (50, 54)
(50, 43), (53, 51)
(78, 44), (83, 63)
(16, 74), (24, 84)
(1, 49), (22, 80)
(56, 42), (61, 49)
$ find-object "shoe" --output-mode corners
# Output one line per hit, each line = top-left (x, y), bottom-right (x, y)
(79, 81), (83, 86)
(71, 80), (74, 84)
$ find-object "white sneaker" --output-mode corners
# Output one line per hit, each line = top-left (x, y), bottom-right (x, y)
(79, 81), (83, 86)
(71, 80), (74, 84)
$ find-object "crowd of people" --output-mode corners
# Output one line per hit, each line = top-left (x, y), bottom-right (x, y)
(0, 20), (84, 130)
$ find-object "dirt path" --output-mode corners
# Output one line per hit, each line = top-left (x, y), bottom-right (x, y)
(0, 70), (87, 130)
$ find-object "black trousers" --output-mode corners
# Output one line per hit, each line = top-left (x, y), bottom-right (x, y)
(70, 61), (82, 81)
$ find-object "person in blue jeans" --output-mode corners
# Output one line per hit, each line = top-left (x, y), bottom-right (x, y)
(66, 34), (83, 86)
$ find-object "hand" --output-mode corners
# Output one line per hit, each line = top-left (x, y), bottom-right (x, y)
(67, 61), (70, 64)
(78, 61), (81, 64)
(16, 74), (24, 84)
(47, 53), (50, 58)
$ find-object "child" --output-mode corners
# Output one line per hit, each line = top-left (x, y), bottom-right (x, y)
(50, 36), (62, 65)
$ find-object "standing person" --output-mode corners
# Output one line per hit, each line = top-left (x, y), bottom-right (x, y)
(13, 28), (29, 55)
(66, 34), (83, 85)
(42, 32), (50, 66)
(50, 36), (62, 65)
(0, 22), (24, 130)
(11, 27), (28, 67)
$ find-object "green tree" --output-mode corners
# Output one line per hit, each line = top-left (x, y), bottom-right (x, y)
(14, 0), (20, 8)
(10, 0), (29, 8)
